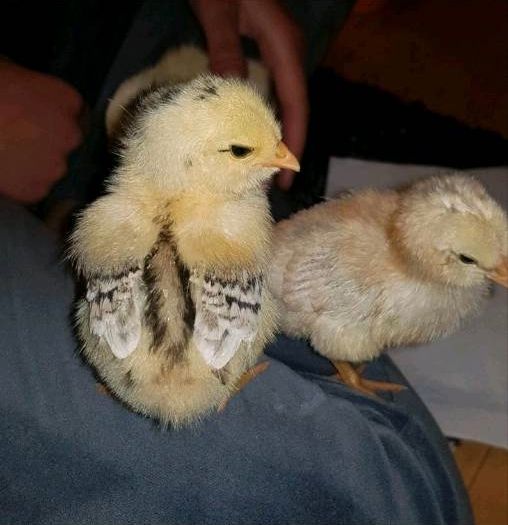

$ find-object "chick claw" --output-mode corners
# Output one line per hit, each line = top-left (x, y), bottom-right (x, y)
(217, 361), (270, 412)
(333, 361), (406, 398)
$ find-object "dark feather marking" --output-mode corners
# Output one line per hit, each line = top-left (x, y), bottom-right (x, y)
(155, 222), (173, 244)
(203, 290), (221, 298)
(169, 340), (187, 365)
(154, 221), (196, 331)
(194, 82), (219, 101)
(124, 370), (135, 388)
(206, 275), (261, 289)
(203, 84), (218, 96)
(86, 267), (141, 328)
(88, 265), (139, 282)
(114, 84), (183, 142)
(142, 223), (195, 363)
(138, 85), (181, 114)
(143, 255), (167, 349)
(224, 294), (261, 313)
(158, 85), (182, 105)
(175, 254), (196, 330)
(203, 274), (262, 313)
(241, 276), (261, 292)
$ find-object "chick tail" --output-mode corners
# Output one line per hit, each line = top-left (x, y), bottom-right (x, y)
(333, 360), (406, 398)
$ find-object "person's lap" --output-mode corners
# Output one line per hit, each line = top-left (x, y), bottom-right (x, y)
(0, 199), (472, 525)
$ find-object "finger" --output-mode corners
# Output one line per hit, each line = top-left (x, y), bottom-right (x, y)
(38, 71), (84, 115)
(54, 79), (84, 116)
(191, 0), (247, 78)
(240, 0), (308, 189)
(266, 43), (308, 190)
(59, 115), (84, 152)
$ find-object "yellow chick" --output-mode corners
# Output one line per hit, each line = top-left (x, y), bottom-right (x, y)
(70, 74), (299, 426)
(269, 175), (508, 396)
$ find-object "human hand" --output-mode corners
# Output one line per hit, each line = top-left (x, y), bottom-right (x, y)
(0, 60), (83, 203)
(191, 0), (308, 190)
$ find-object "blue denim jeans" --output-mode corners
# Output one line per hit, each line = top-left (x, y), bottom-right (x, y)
(0, 198), (472, 524)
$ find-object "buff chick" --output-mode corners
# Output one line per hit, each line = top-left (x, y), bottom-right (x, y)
(70, 74), (299, 426)
(269, 175), (508, 396)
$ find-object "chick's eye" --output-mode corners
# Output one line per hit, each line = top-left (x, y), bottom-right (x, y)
(230, 145), (253, 158)
(459, 254), (477, 265)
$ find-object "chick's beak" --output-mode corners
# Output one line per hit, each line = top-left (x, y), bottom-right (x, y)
(262, 141), (300, 172)
(487, 256), (508, 287)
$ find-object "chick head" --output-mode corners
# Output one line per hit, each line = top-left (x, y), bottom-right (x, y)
(395, 175), (508, 288)
(119, 75), (299, 196)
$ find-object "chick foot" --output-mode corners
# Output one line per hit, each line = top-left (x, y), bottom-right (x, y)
(333, 360), (405, 397)
(218, 361), (270, 412)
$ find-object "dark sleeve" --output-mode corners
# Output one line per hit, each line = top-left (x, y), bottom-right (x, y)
(0, 0), (139, 106)
(0, 2), (65, 71)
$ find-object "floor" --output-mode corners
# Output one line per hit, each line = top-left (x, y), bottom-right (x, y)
(454, 441), (508, 525)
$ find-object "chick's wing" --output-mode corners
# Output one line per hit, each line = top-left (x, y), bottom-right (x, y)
(193, 273), (262, 370)
(86, 268), (145, 359)
(281, 242), (340, 315)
